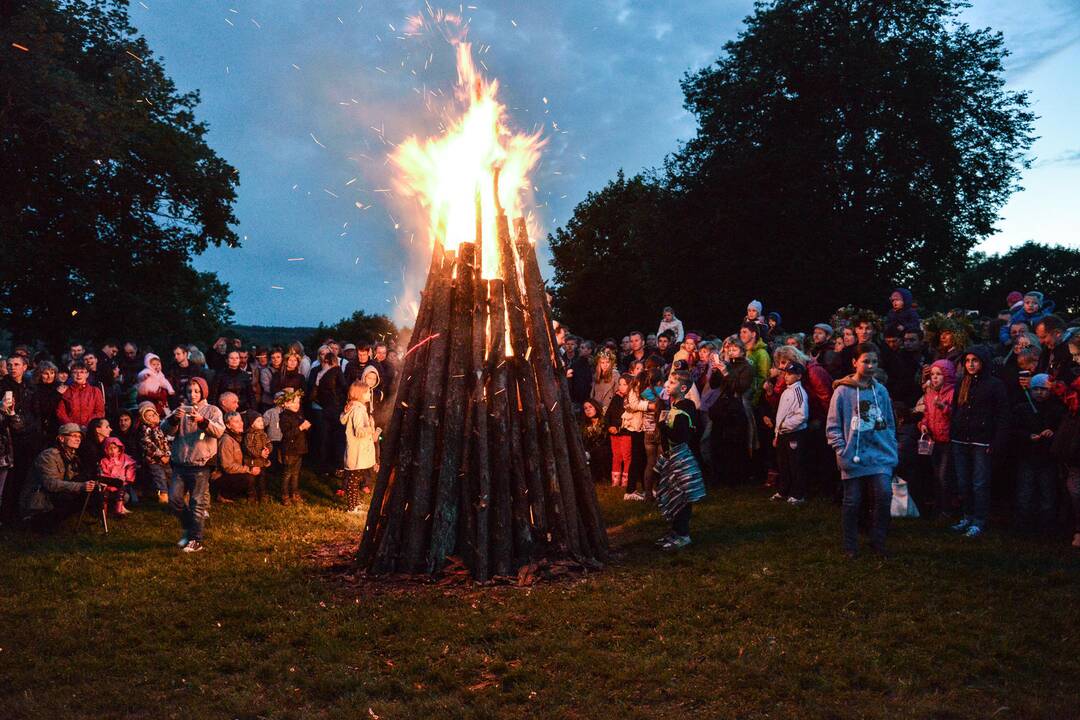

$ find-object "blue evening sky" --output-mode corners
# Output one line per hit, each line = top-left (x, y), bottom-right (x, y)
(130, 0), (1080, 326)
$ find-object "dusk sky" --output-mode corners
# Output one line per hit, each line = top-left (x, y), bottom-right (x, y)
(130, 0), (1080, 327)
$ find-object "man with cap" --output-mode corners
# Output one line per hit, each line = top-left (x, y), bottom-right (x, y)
(771, 362), (809, 505)
(161, 376), (225, 553)
(19, 423), (97, 530)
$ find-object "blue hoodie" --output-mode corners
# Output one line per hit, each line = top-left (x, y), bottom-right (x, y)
(826, 375), (898, 480)
(998, 298), (1056, 345)
(884, 288), (920, 334)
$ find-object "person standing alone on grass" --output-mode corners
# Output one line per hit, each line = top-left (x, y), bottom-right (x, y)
(826, 343), (898, 559)
(654, 371), (706, 550)
(162, 377), (225, 554)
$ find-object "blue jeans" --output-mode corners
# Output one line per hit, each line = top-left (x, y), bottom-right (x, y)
(952, 443), (991, 529)
(170, 465), (211, 542)
(1014, 458), (1056, 530)
(842, 473), (891, 554)
(147, 463), (172, 493)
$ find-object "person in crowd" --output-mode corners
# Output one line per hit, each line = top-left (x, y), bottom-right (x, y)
(772, 362), (809, 505)
(373, 342), (395, 393)
(19, 424), (97, 531)
(135, 353), (175, 416)
(893, 401), (922, 501)
(950, 345), (1009, 538)
(620, 331), (647, 373)
(672, 332), (699, 365)
(581, 399), (610, 484)
(210, 350), (255, 412)
(272, 350), (307, 396)
(827, 343), (898, 559)
(766, 312), (785, 341)
(917, 360), (957, 519)
(205, 337), (229, 373)
(885, 288), (920, 335)
(56, 362), (104, 429)
(256, 347), (283, 411)
(0, 392), (15, 523)
(1011, 373), (1064, 534)
(162, 377), (225, 553)
(640, 366), (666, 500)
(119, 341), (142, 387)
(1, 354), (44, 521)
(243, 414), (272, 502)
(113, 409), (139, 504)
(166, 345), (203, 410)
(33, 361), (62, 440)
(277, 388), (311, 505)
(567, 337), (593, 408)
(1034, 315), (1076, 383)
(880, 327), (922, 405)
(934, 327), (966, 367)
(98, 341), (119, 384)
(138, 402), (171, 504)
(217, 412), (258, 502)
(745, 300), (768, 337)
(741, 322), (770, 407)
(312, 346), (346, 474)
(341, 380), (379, 512)
(708, 335), (755, 486)
(592, 349), (618, 412)
(98, 436), (136, 516)
(605, 373), (631, 489)
(810, 323), (834, 363)
(359, 364), (387, 429)
(79, 417), (112, 472)
(620, 371), (653, 501)
(770, 345), (834, 497)
(654, 371), (706, 550)
(1000, 291), (1054, 346)
(999, 334), (1041, 403)
(656, 331), (677, 364)
(657, 306), (685, 344)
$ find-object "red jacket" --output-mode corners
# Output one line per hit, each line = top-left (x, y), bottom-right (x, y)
(767, 360), (833, 422)
(56, 383), (105, 428)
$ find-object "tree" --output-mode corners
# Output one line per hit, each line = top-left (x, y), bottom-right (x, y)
(307, 310), (398, 353)
(0, 0), (239, 352)
(551, 0), (1035, 332)
(952, 242), (1080, 318)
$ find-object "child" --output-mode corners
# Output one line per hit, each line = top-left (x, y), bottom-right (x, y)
(917, 360), (956, 518)
(98, 436), (136, 516)
(826, 343), (898, 558)
(654, 371), (706, 549)
(277, 388), (311, 505)
(1012, 374), (1064, 534)
(605, 374), (632, 489)
(243, 415), (272, 502)
(114, 409), (139, 504)
(138, 401), (171, 504)
(657, 306), (685, 344)
(999, 291), (1055, 346)
(885, 288), (920, 335)
(262, 391), (285, 462)
(340, 381), (379, 512)
(772, 362), (809, 505)
(580, 399), (610, 484)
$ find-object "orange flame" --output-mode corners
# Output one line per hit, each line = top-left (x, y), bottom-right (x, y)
(392, 42), (544, 278)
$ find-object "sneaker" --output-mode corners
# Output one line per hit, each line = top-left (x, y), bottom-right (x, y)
(964, 525), (983, 539)
(950, 519), (971, 532)
(654, 533), (676, 548)
(786, 497), (806, 506)
(626, 492), (646, 501)
(659, 535), (691, 550)
(182, 540), (205, 553)
(769, 492), (785, 502)
(157, 491), (169, 504)
(177, 534), (189, 548)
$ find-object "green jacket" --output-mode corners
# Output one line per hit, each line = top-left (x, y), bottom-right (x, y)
(746, 339), (771, 406)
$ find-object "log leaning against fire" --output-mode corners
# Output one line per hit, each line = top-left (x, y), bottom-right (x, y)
(356, 218), (608, 582)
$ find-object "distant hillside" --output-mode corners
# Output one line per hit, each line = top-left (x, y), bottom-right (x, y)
(227, 325), (319, 349)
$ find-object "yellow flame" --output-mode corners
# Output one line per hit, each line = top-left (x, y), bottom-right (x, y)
(392, 42), (543, 279)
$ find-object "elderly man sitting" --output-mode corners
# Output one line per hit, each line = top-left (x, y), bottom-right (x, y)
(20, 423), (97, 531)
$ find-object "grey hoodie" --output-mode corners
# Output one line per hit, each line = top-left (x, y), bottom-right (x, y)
(162, 400), (225, 467)
(826, 375), (898, 480)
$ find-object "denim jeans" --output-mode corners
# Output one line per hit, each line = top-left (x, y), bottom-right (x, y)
(147, 463), (172, 493)
(842, 473), (891, 554)
(1014, 457), (1057, 530)
(952, 443), (992, 529)
(930, 441), (953, 518)
(169, 465), (211, 542)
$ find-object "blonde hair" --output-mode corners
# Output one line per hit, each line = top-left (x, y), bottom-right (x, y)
(347, 380), (371, 403)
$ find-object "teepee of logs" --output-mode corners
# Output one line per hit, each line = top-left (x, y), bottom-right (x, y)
(356, 207), (608, 581)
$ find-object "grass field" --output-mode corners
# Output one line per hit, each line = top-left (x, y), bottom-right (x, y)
(2, 470), (1078, 719)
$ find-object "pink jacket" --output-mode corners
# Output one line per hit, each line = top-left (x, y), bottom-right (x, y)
(920, 360), (956, 443)
(99, 438), (136, 484)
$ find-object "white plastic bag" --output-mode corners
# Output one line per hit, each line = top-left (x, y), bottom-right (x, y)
(891, 478), (920, 518)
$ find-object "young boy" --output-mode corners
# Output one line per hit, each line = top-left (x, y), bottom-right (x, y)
(772, 362), (809, 505)
(826, 343), (898, 558)
(242, 415), (272, 502)
(277, 388), (311, 505)
(1012, 373), (1064, 534)
(138, 401), (171, 503)
(654, 371), (706, 549)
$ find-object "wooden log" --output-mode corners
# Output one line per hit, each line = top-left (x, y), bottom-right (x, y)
(506, 364), (534, 562)
(426, 243), (476, 573)
(456, 232), (487, 571)
(358, 244), (443, 569)
(486, 280), (514, 576)
(471, 279), (496, 581)
(398, 246), (456, 572)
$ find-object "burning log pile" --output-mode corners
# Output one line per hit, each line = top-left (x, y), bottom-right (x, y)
(356, 212), (608, 581)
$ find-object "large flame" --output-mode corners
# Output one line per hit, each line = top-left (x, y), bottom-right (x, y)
(392, 42), (543, 278)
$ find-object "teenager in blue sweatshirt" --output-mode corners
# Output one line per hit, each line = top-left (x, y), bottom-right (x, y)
(826, 343), (898, 558)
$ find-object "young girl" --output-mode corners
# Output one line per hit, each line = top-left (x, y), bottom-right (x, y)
(605, 374), (632, 488)
(592, 350), (617, 413)
(917, 360), (956, 519)
(243, 415), (272, 502)
(138, 401), (171, 504)
(341, 381), (379, 512)
(654, 371), (706, 549)
(581, 399), (610, 484)
(277, 388), (311, 505)
(99, 436), (136, 516)
(621, 371), (653, 501)
(136, 353), (175, 416)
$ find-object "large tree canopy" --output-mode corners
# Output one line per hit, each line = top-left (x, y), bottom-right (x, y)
(1, 0), (239, 351)
(550, 0), (1037, 338)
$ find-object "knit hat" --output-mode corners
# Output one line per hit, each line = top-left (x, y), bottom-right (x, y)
(813, 323), (834, 337)
(1006, 291), (1023, 307)
(767, 311), (782, 325)
(57, 423), (82, 436)
(1024, 291), (1044, 305)
(747, 300), (763, 315)
(137, 401), (158, 421)
(1030, 373), (1051, 390)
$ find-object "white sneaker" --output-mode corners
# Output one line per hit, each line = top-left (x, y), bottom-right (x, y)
(964, 526), (983, 539)
(177, 534), (189, 548)
(659, 535), (691, 550)
(769, 493), (784, 502)
(787, 497), (806, 506)
(950, 519), (970, 532)
(182, 540), (205, 553)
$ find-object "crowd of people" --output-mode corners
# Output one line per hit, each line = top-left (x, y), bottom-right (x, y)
(0, 338), (395, 552)
(2, 286), (1079, 560)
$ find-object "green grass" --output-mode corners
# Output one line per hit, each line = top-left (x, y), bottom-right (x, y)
(2, 470), (1078, 719)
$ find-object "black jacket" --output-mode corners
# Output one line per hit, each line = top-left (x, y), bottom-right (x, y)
(313, 366), (346, 414)
(210, 367), (255, 411)
(278, 408), (309, 457)
(1012, 394), (1066, 465)
(708, 358), (753, 444)
(568, 356), (593, 405)
(166, 364), (205, 408)
(950, 346), (1010, 450)
(0, 375), (40, 441)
